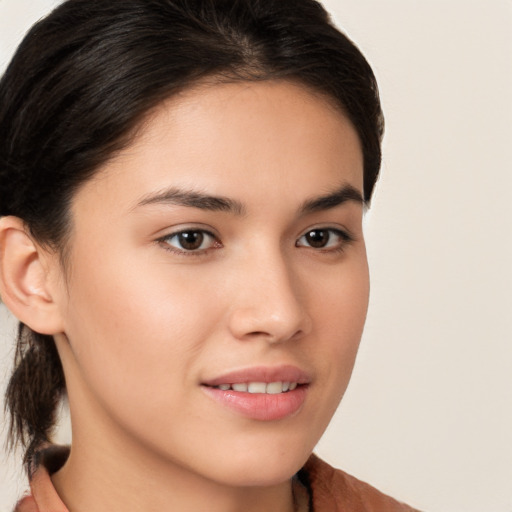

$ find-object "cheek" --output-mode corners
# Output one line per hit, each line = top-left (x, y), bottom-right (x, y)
(288, 255), (369, 454)
(61, 246), (223, 405)
(313, 249), (369, 335)
(310, 252), (369, 386)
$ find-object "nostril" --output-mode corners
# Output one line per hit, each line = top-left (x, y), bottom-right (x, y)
(243, 328), (305, 344)
(247, 331), (268, 337)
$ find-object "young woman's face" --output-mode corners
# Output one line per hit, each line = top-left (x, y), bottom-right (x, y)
(53, 80), (369, 486)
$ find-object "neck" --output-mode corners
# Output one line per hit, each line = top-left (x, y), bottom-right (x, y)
(51, 410), (296, 512)
(52, 436), (296, 512)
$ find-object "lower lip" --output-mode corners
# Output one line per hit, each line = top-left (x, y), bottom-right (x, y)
(201, 385), (308, 421)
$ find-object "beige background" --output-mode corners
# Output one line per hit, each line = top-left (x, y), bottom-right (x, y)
(1, 0), (511, 510)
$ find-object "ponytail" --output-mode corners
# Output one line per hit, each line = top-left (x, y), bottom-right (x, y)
(5, 324), (65, 473)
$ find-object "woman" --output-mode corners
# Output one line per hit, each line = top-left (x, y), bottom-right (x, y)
(0, 0), (418, 510)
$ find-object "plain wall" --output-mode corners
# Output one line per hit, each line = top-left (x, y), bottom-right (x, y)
(1, 1), (511, 511)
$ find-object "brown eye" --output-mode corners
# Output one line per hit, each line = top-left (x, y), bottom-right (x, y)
(162, 229), (217, 252)
(296, 228), (351, 250)
(304, 229), (330, 248)
(178, 231), (204, 250)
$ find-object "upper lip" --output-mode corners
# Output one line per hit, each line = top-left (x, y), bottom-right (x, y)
(202, 365), (312, 387)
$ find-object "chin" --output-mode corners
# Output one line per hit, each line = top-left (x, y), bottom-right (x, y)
(208, 447), (312, 487)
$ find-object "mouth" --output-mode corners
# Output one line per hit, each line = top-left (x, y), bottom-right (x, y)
(208, 381), (300, 394)
(202, 364), (310, 389)
(201, 366), (310, 421)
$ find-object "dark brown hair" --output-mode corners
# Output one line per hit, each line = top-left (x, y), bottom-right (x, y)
(0, 0), (383, 472)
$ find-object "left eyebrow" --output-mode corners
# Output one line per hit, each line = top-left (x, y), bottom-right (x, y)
(299, 183), (364, 214)
(134, 187), (245, 215)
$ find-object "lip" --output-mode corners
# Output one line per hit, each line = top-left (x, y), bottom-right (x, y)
(201, 365), (311, 421)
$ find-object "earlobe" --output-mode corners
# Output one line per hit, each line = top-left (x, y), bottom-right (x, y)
(0, 216), (65, 335)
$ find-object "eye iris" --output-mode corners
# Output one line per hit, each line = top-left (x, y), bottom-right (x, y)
(306, 229), (329, 248)
(178, 231), (204, 250)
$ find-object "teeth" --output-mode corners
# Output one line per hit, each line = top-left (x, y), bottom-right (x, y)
(215, 381), (299, 394)
(266, 382), (284, 394)
(248, 382), (267, 393)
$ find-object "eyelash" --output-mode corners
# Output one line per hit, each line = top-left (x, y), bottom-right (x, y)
(157, 227), (354, 257)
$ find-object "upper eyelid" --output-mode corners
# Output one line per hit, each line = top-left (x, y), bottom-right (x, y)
(299, 227), (348, 238)
(156, 224), (219, 239)
(298, 225), (354, 240)
(158, 228), (219, 243)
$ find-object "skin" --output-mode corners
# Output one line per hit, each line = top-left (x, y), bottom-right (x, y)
(2, 80), (369, 512)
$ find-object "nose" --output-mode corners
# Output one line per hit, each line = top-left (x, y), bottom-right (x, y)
(227, 249), (312, 344)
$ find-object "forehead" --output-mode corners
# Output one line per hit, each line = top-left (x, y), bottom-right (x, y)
(77, 80), (364, 215)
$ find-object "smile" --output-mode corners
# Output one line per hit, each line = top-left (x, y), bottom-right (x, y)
(201, 366), (310, 421)
(212, 382), (299, 394)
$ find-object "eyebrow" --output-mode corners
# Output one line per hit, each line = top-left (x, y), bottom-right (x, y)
(135, 187), (246, 215)
(299, 183), (364, 214)
(134, 183), (363, 215)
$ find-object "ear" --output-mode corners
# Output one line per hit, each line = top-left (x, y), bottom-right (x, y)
(0, 216), (65, 335)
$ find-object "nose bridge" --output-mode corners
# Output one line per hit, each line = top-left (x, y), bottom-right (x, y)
(228, 244), (310, 342)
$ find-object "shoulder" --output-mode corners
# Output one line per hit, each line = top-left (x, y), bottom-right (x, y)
(300, 454), (422, 512)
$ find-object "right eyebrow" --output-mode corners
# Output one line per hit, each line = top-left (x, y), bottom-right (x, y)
(133, 186), (246, 215)
(299, 183), (365, 214)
